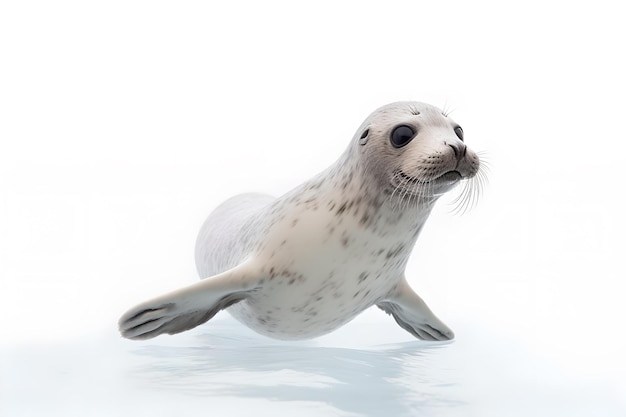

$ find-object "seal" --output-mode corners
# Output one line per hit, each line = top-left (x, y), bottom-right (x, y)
(119, 101), (484, 341)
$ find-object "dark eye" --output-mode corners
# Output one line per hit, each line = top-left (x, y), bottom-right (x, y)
(390, 125), (416, 148)
(454, 126), (464, 141)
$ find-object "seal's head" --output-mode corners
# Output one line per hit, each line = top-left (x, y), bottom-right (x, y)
(354, 101), (483, 209)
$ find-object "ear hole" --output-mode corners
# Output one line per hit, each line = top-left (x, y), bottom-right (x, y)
(359, 129), (369, 145)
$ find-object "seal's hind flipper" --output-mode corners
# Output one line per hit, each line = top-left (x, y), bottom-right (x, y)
(119, 260), (260, 340)
(377, 279), (454, 341)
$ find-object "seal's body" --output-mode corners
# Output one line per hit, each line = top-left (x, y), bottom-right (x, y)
(119, 102), (483, 341)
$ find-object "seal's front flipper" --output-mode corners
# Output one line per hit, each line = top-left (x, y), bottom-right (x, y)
(377, 279), (454, 341)
(119, 260), (260, 340)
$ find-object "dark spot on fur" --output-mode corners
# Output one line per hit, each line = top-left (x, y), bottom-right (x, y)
(386, 244), (406, 259)
(336, 202), (348, 215)
(358, 272), (369, 283)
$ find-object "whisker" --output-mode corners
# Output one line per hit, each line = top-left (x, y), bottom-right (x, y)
(476, 151), (492, 173)
(449, 160), (488, 216)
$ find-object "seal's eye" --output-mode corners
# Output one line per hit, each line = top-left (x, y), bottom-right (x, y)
(454, 126), (464, 141)
(390, 125), (416, 148)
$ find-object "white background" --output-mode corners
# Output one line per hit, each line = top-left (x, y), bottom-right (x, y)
(1, 1), (625, 416)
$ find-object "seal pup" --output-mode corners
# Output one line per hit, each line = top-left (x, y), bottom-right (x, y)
(119, 101), (483, 341)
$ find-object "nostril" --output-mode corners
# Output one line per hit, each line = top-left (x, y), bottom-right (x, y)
(448, 143), (459, 159)
(448, 143), (466, 161)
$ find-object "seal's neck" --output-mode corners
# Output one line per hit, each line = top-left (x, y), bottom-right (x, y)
(327, 148), (439, 231)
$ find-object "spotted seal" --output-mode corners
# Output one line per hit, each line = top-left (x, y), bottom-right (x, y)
(119, 101), (484, 341)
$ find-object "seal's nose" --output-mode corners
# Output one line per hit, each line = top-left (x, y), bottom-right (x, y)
(447, 142), (466, 161)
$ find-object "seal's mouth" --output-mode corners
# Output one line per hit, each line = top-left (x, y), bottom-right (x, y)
(398, 170), (462, 184)
(436, 170), (462, 183)
(388, 169), (463, 200)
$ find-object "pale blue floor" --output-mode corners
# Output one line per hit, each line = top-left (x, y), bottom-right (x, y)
(1, 315), (624, 417)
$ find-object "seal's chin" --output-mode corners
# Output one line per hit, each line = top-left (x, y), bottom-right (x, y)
(431, 171), (462, 195)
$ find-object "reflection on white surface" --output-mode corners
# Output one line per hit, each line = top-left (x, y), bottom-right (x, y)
(1, 316), (624, 417)
(130, 328), (458, 416)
